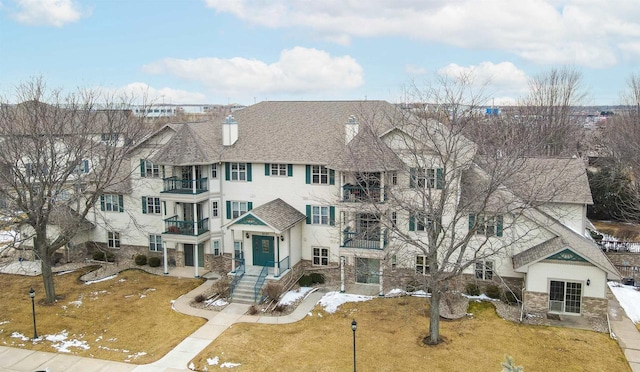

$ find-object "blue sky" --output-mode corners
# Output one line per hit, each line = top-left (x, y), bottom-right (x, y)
(1, 0), (639, 106)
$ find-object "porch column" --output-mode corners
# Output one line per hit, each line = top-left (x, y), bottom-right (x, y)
(378, 261), (384, 296)
(163, 241), (168, 275)
(192, 165), (196, 194)
(193, 202), (199, 278)
(380, 173), (385, 202)
(340, 256), (346, 293)
(231, 229), (236, 273)
(339, 172), (344, 202)
(275, 235), (281, 277)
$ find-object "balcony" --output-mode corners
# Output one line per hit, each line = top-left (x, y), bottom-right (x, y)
(341, 185), (386, 203)
(161, 177), (208, 194)
(164, 216), (209, 236)
(341, 229), (387, 250)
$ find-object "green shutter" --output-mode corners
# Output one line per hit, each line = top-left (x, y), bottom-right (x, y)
(100, 194), (105, 211)
(305, 165), (311, 184)
(248, 201), (253, 211)
(265, 163), (270, 176)
(409, 168), (416, 188)
(161, 165), (165, 178)
(226, 201), (231, 219)
(247, 163), (252, 181)
(140, 159), (145, 177)
(162, 201), (166, 216)
(225, 163), (230, 181)
(141, 197), (147, 214)
(287, 164), (293, 177)
(329, 206), (335, 226)
(306, 205), (311, 224)
(469, 214), (475, 231)
(118, 195), (124, 212)
(409, 214), (415, 231)
(496, 215), (504, 237)
(329, 169), (335, 185)
(83, 159), (89, 173)
(436, 168), (444, 189)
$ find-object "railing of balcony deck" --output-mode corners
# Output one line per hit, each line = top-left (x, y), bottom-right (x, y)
(161, 176), (208, 194)
(164, 216), (209, 235)
(341, 185), (386, 202)
(341, 229), (387, 250)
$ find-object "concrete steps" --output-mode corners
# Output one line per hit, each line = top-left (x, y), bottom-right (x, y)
(231, 273), (265, 304)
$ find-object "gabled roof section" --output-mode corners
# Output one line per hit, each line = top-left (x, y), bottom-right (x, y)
(151, 121), (221, 166)
(516, 208), (620, 279)
(228, 198), (306, 233)
(127, 123), (179, 154)
(220, 101), (398, 164)
(329, 125), (404, 172)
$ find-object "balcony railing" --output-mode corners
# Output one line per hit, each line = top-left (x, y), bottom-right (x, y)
(161, 176), (208, 194)
(341, 229), (387, 250)
(163, 215), (209, 236)
(341, 185), (386, 202)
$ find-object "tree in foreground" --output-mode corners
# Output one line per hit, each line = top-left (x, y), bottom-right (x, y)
(0, 78), (149, 302)
(337, 71), (584, 344)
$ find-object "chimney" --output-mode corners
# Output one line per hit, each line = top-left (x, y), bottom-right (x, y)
(345, 115), (358, 144)
(222, 115), (238, 146)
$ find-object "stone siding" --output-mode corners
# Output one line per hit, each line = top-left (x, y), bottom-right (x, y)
(523, 291), (548, 313)
(581, 296), (608, 318)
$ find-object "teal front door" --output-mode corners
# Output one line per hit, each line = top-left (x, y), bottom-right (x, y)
(184, 243), (205, 267)
(252, 235), (274, 266)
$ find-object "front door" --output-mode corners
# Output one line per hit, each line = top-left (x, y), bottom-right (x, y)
(184, 243), (205, 267)
(252, 235), (274, 267)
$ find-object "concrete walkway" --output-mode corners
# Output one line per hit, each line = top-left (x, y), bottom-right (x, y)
(0, 276), (326, 372)
(609, 290), (640, 372)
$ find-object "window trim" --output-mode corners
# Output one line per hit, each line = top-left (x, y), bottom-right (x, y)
(212, 240), (221, 256)
(140, 159), (160, 178)
(101, 194), (124, 213)
(230, 162), (247, 181)
(149, 234), (162, 252)
(469, 214), (503, 237)
(143, 196), (161, 214)
(211, 164), (218, 179)
(108, 231), (121, 248)
(212, 200), (219, 218)
(313, 247), (329, 266)
(475, 260), (494, 280)
(416, 255), (429, 275)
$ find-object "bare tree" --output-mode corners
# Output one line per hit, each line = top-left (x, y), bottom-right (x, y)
(0, 78), (149, 302)
(335, 74), (583, 345)
(599, 72), (640, 221)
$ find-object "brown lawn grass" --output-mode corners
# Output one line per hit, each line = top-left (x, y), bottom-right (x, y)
(191, 298), (629, 372)
(592, 220), (640, 241)
(0, 267), (205, 364)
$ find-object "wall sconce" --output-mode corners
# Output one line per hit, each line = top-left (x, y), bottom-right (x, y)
(280, 235), (285, 242)
(586, 279), (590, 286)
(245, 232), (250, 239)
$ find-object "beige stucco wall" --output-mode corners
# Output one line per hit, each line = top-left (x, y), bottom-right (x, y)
(527, 261), (607, 298)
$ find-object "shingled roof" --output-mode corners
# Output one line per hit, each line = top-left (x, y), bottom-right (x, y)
(220, 101), (398, 164)
(151, 121), (221, 166)
(229, 198), (306, 233)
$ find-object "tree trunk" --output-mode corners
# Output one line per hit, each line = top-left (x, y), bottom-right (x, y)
(35, 231), (57, 303)
(427, 284), (441, 345)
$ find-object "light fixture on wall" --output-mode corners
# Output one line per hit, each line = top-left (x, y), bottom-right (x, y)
(280, 235), (285, 242)
(245, 233), (250, 239)
(586, 279), (591, 286)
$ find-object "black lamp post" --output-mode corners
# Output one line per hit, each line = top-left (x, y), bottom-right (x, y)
(351, 319), (357, 372)
(29, 288), (37, 340)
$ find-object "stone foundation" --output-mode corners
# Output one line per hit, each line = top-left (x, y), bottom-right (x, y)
(523, 291), (548, 313)
(523, 291), (608, 318)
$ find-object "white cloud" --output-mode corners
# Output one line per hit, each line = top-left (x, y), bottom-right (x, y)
(11, 0), (87, 27)
(203, 0), (640, 68)
(405, 64), (428, 76)
(143, 47), (364, 98)
(96, 83), (207, 105)
(438, 61), (530, 103)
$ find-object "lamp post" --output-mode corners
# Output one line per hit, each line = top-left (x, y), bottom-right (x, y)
(351, 319), (357, 372)
(29, 288), (37, 340)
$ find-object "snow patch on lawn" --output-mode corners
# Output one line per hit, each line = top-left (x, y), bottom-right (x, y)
(11, 332), (29, 341)
(279, 287), (314, 306)
(463, 293), (494, 301)
(126, 351), (147, 361)
(207, 356), (220, 365)
(205, 298), (228, 307)
(45, 330), (89, 352)
(609, 282), (640, 323)
(318, 292), (373, 314)
(221, 361), (241, 368)
(85, 274), (117, 284)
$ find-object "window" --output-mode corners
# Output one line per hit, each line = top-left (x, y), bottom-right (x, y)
(100, 194), (123, 212)
(143, 197), (161, 214)
(312, 206), (329, 225)
(72, 159), (89, 174)
(149, 234), (162, 251)
(212, 201), (219, 218)
(313, 247), (329, 266)
(391, 211), (397, 227)
(391, 171), (397, 185)
(475, 260), (494, 280)
(211, 164), (218, 178)
(140, 159), (159, 178)
(230, 162), (247, 181)
(272, 163), (287, 176)
(234, 241), (243, 259)
(0, 195), (7, 209)
(469, 214), (504, 237)
(391, 255), (397, 270)
(101, 133), (119, 142)
(409, 213), (436, 232)
(213, 240), (220, 256)
(416, 255), (429, 275)
(108, 231), (120, 248)
(312, 165), (329, 184)
(410, 167), (443, 189)
(25, 163), (48, 177)
(230, 201), (248, 219)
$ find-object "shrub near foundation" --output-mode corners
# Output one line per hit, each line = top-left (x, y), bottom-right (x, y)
(134, 254), (147, 266)
(148, 256), (161, 267)
(485, 284), (502, 299)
